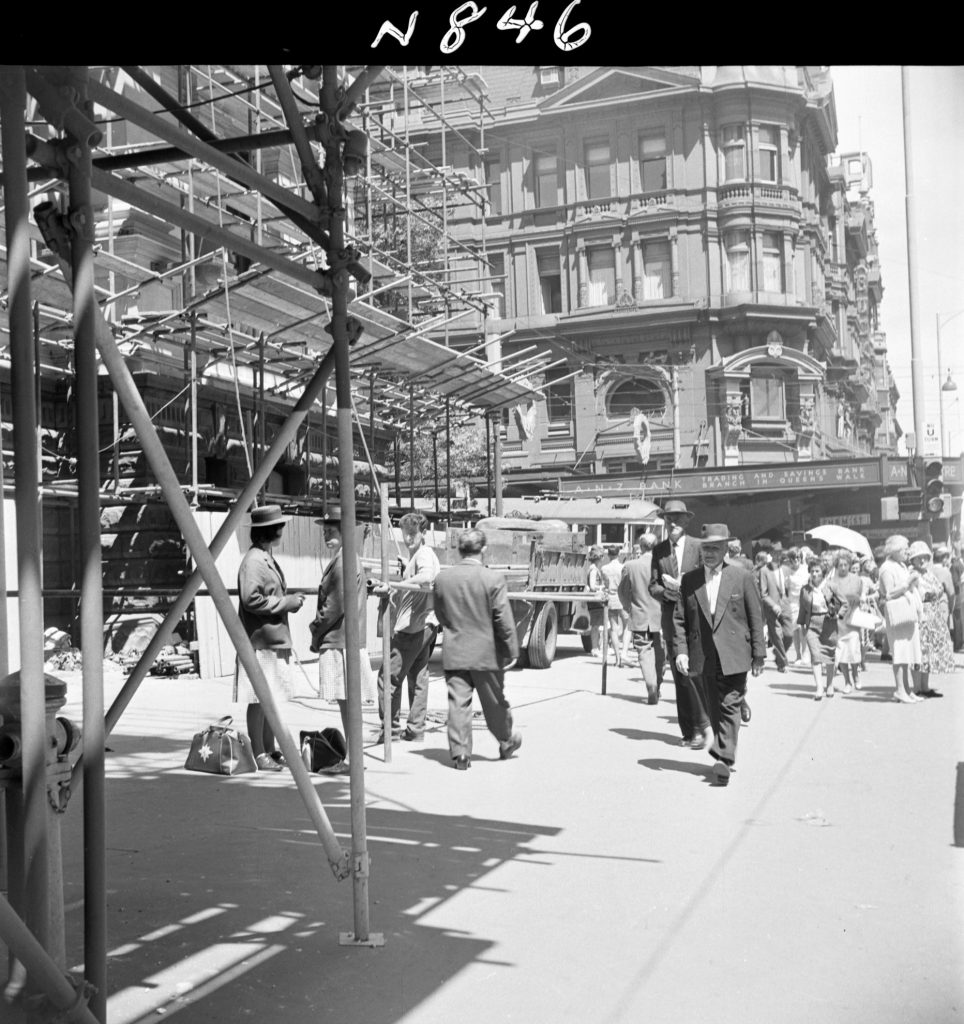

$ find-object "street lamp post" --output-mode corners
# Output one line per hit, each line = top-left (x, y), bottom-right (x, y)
(937, 311), (962, 456)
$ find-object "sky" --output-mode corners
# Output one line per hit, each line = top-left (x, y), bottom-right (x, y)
(830, 65), (964, 457)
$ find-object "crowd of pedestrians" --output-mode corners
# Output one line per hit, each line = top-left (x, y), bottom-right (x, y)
(234, 502), (959, 783)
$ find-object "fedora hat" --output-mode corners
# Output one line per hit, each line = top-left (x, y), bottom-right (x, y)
(313, 504), (342, 526)
(248, 504), (289, 529)
(658, 498), (694, 519)
(701, 523), (734, 543)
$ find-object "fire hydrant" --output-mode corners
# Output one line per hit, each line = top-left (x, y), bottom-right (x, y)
(0, 671), (81, 984)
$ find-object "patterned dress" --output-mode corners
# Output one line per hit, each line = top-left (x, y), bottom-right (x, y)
(918, 569), (956, 674)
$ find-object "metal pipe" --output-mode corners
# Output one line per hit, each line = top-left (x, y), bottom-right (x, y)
(901, 67), (926, 453)
(1, 63), (50, 961)
(380, 482), (393, 765)
(494, 408), (504, 516)
(266, 65), (327, 208)
(485, 413), (492, 516)
(409, 384), (415, 509)
(338, 66), (386, 120)
(445, 398), (451, 514)
(65, 66), (107, 1021)
(189, 314), (199, 503)
(322, 65), (374, 941)
(0, 894), (100, 1024)
(88, 167), (331, 296)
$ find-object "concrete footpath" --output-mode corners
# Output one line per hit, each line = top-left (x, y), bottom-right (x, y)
(3, 637), (963, 1024)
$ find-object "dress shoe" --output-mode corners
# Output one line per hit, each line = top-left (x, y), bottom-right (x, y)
(270, 750), (288, 767)
(453, 756), (471, 770)
(499, 732), (523, 760)
(256, 752), (283, 772)
(690, 727), (713, 751)
(740, 701), (752, 724)
(712, 761), (731, 786)
(400, 727), (423, 741)
(921, 690), (943, 698)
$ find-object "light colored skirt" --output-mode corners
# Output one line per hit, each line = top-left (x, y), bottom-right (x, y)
(885, 619), (922, 667)
(834, 623), (862, 666)
(318, 647), (376, 702)
(233, 648), (298, 705)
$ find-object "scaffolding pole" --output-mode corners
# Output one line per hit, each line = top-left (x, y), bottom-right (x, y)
(321, 64), (381, 948)
(1, 65), (51, 985)
(63, 65), (108, 1022)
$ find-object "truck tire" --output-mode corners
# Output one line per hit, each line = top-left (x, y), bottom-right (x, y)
(527, 601), (558, 669)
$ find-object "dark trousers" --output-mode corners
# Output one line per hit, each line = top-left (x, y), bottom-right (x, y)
(700, 647), (747, 768)
(445, 668), (514, 759)
(377, 624), (438, 734)
(662, 627), (709, 740)
(764, 605), (793, 669)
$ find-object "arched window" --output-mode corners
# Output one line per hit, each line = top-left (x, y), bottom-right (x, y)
(607, 378), (667, 420)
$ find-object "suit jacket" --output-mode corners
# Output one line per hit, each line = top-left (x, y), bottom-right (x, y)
(432, 557), (519, 671)
(314, 551), (368, 650)
(759, 565), (791, 617)
(673, 563), (766, 678)
(796, 582), (838, 631)
(649, 534), (703, 653)
(618, 551), (662, 632)
(238, 546), (292, 650)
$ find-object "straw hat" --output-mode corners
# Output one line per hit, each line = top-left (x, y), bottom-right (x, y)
(907, 540), (932, 561)
(248, 504), (289, 529)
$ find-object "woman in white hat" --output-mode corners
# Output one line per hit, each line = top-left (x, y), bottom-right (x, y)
(236, 505), (306, 770)
(878, 535), (923, 703)
(907, 540), (953, 697)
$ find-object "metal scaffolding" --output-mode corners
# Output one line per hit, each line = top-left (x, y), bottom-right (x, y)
(0, 64), (541, 1020)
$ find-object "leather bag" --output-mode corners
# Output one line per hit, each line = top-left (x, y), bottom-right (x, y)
(884, 594), (917, 629)
(185, 716), (257, 775)
(300, 728), (347, 772)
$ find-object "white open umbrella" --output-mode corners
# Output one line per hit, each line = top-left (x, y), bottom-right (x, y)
(805, 524), (873, 560)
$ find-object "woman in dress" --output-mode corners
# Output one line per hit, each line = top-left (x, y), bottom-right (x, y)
(877, 534), (923, 704)
(600, 544), (626, 667)
(797, 559), (838, 699)
(313, 509), (375, 766)
(236, 504), (306, 771)
(825, 550), (863, 693)
(907, 540), (953, 698)
(585, 544), (607, 658)
(784, 548), (810, 664)
(857, 556), (880, 676)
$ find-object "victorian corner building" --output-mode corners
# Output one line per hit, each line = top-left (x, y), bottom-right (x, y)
(402, 65), (925, 548)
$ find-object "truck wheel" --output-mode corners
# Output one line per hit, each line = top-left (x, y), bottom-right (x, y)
(580, 633), (593, 654)
(527, 602), (558, 669)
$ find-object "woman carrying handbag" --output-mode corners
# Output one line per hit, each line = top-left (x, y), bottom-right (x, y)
(797, 559), (840, 700)
(877, 535), (923, 704)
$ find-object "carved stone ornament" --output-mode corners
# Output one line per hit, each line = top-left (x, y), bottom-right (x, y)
(724, 393), (745, 429)
(798, 394), (815, 433)
(765, 330), (783, 359)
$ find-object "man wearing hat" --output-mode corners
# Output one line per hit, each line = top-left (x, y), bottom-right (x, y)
(649, 499), (710, 747)
(673, 523), (766, 786)
(236, 504), (306, 771)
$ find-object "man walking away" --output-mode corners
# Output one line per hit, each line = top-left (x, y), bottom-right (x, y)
(432, 529), (522, 770)
(618, 532), (665, 704)
(674, 524), (766, 787)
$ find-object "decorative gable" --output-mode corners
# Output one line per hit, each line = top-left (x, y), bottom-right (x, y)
(540, 67), (699, 111)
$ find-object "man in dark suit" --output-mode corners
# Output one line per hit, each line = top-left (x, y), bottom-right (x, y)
(618, 531), (665, 704)
(674, 523), (766, 786)
(648, 499), (710, 748)
(759, 552), (793, 673)
(432, 528), (522, 770)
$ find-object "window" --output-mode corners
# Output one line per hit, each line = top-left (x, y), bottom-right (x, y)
(762, 232), (783, 292)
(483, 155), (502, 216)
(722, 125), (746, 182)
(758, 125), (779, 182)
(534, 152), (557, 208)
(544, 366), (574, 431)
(538, 66), (563, 87)
(587, 247), (615, 305)
(642, 241), (671, 300)
(537, 250), (562, 314)
(639, 131), (667, 192)
(487, 253), (505, 316)
(607, 378), (666, 420)
(749, 372), (785, 421)
(724, 230), (750, 292)
(585, 141), (611, 200)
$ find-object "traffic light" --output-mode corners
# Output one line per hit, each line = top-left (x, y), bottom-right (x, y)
(921, 458), (945, 518)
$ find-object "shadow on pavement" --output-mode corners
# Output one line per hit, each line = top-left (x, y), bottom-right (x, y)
(637, 757), (715, 782)
(611, 727), (681, 747)
(6, 730), (563, 1024)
